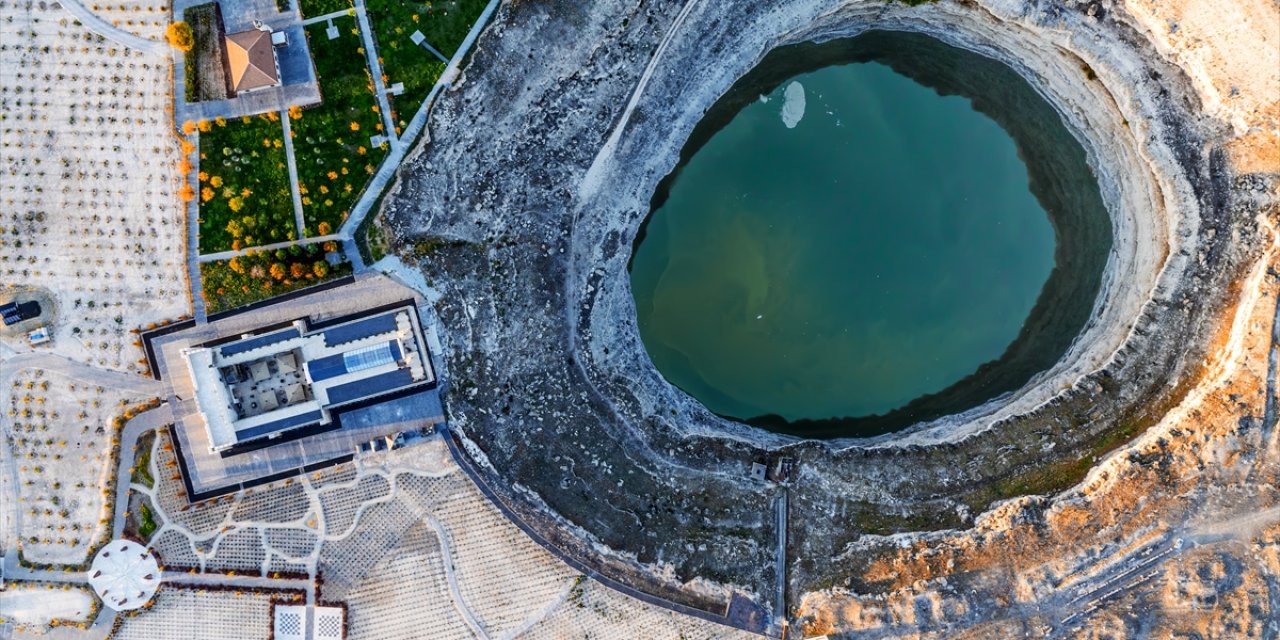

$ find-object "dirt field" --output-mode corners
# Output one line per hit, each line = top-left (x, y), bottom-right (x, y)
(184, 2), (229, 102)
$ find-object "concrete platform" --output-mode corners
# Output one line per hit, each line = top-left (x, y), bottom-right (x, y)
(147, 273), (445, 499)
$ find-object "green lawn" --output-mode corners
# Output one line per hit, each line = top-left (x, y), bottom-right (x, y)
(293, 16), (388, 236)
(197, 114), (296, 253)
(298, 0), (351, 18)
(137, 501), (157, 540)
(130, 432), (154, 489)
(366, 0), (486, 126)
(201, 244), (352, 313)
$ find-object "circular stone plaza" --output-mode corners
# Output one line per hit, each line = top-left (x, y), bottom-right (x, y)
(88, 540), (160, 612)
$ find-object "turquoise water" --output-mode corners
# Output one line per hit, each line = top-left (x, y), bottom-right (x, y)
(631, 60), (1059, 424)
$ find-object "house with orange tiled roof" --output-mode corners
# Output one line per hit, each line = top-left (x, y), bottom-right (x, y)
(225, 27), (281, 95)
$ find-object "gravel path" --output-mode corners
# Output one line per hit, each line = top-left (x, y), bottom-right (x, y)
(57, 0), (165, 55)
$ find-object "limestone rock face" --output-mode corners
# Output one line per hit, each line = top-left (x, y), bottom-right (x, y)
(381, 0), (1279, 631)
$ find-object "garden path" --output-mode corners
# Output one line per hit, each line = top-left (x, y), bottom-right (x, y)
(353, 0), (399, 151)
(186, 128), (206, 323)
(337, 0), (503, 240)
(415, 33), (450, 63)
(58, 0), (165, 55)
(197, 234), (344, 262)
(302, 9), (351, 26)
(280, 109), (308, 238)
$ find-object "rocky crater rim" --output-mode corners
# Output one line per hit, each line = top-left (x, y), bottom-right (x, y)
(383, 0), (1264, 611)
(578, 2), (1199, 450)
(630, 29), (1114, 437)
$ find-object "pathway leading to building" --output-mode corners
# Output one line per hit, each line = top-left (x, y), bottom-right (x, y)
(337, 0), (503, 241)
(58, 0), (165, 55)
(301, 8), (351, 26)
(280, 109), (308, 238)
(352, 0), (399, 152)
(186, 128), (207, 323)
(197, 234), (343, 262)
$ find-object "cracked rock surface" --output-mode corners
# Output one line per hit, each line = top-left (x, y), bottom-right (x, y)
(381, 0), (1279, 627)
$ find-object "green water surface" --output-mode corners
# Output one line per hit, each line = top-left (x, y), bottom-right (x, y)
(631, 60), (1058, 424)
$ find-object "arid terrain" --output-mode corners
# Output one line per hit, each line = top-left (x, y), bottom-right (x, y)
(381, 0), (1279, 634)
(0, 0), (1276, 636)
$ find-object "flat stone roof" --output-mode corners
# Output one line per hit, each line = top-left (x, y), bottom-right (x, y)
(184, 303), (432, 452)
(147, 274), (446, 499)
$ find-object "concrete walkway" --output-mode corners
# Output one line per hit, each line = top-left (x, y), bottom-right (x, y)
(0, 350), (163, 395)
(185, 129), (207, 323)
(337, 0), (502, 241)
(197, 234), (343, 262)
(109, 405), (176, 545)
(352, 0), (399, 151)
(773, 492), (787, 630)
(58, 0), (165, 55)
(301, 8), (352, 26)
(280, 110), (308, 238)
(161, 571), (311, 590)
(417, 37), (449, 64)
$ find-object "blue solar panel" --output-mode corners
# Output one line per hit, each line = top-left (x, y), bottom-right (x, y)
(321, 313), (398, 347)
(220, 327), (300, 357)
(235, 410), (323, 441)
(325, 369), (413, 405)
(343, 341), (396, 373)
(307, 353), (348, 382)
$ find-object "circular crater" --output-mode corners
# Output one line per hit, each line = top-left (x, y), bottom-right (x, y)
(629, 31), (1113, 437)
(387, 0), (1257, 610)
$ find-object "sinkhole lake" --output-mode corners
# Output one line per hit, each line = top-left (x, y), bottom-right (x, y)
(630, 33), (1112, 437)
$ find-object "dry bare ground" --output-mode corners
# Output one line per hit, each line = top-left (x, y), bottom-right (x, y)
(0, 0), (187, 373)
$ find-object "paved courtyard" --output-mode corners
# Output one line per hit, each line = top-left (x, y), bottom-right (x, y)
(145, 273), (445, 498)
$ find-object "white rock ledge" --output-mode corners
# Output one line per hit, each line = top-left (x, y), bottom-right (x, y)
(382, 0), (1275, 621)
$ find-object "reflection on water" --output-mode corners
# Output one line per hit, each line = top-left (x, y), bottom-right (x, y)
(630, 32), (1111, 437)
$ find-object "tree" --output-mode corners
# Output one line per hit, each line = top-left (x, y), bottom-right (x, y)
(165, 22), (194, 52)
(269, 263), (287, 281)
(290, 263), (307, 279)
(287, 105), (303, 120)
(317, 221), (332, 235)
(177, 184), (195, 202)
(312, 261), (329, 278)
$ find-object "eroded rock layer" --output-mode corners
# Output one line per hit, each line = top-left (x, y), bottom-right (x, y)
(381, 0), (1278, 629)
